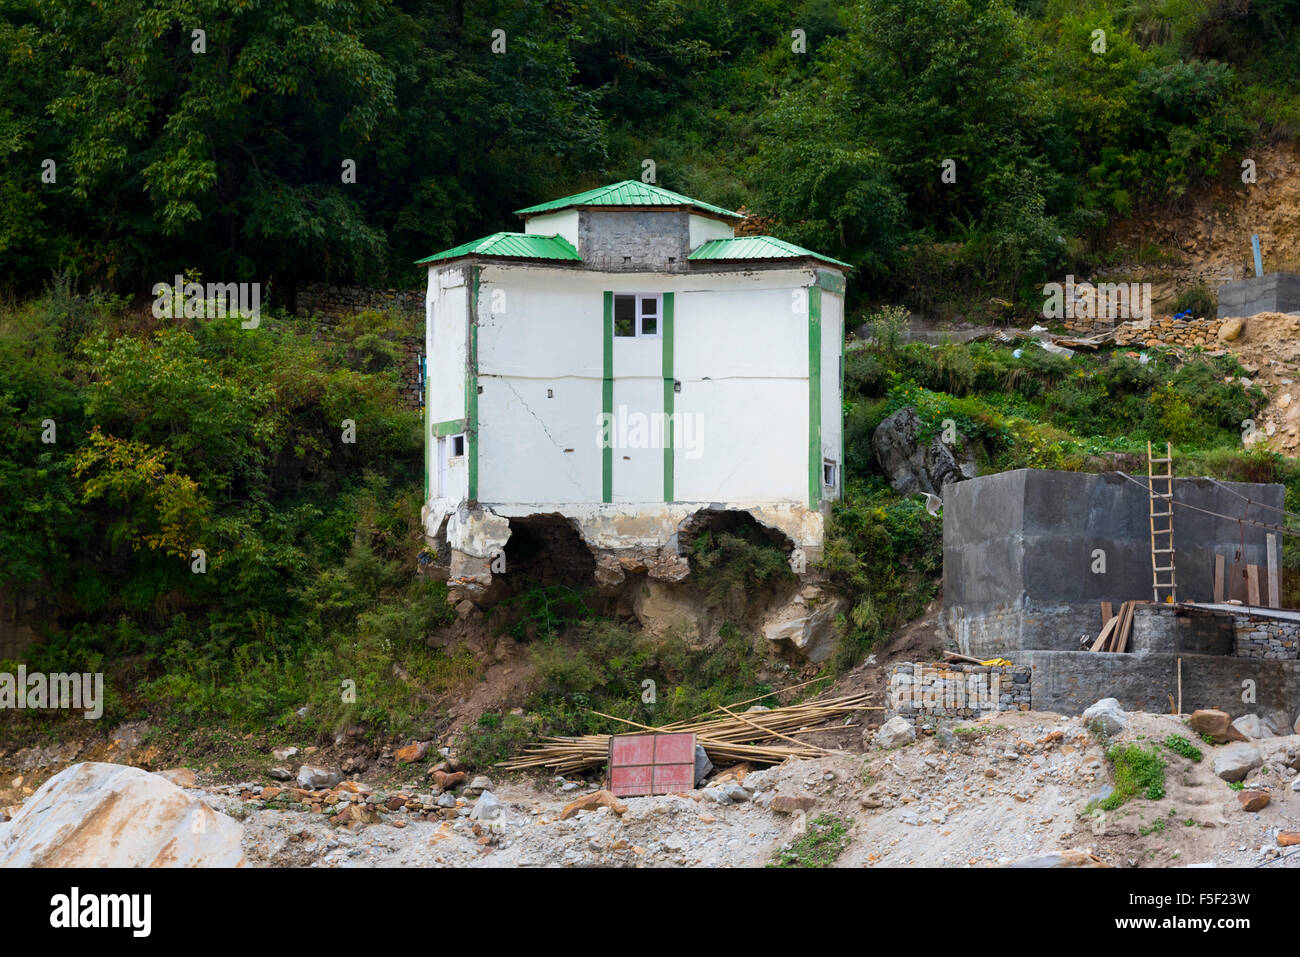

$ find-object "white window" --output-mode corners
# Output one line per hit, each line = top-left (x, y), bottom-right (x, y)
(823, 460), (838, 489)
(613, 293), (660, 338)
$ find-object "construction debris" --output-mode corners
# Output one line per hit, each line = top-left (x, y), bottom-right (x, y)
(497, 691), (879, 774)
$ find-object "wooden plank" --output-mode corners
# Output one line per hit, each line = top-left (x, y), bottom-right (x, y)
(1100, 601), (1113, 626)
(1213, 553), (1225, 603)
(1113, 601), (1136, 653)
(1105, 601), (1132, 653)
(1247, 564), (1261, 606)
(1089, 614), (1120, 652)
(1267, 533), (1280, 608)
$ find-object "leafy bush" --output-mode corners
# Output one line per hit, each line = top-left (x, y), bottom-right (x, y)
(1173, 281), (1217, 320)
(1102, 743), (1167, 809)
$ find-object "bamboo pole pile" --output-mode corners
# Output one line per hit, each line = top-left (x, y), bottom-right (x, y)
(497, 690), (879, 773)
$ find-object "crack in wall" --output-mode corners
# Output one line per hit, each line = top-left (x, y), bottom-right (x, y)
(497, 377), (589, 498)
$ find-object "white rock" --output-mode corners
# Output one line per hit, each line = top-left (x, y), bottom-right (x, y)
(875, 716), (916, 749)
(1213, 743), (1263, 782)
(296, 765), (342, 789)
(1231, 714), (1269, 739)
(470, 791), (505, 822)
(0, 762), (245, 867)
(1082, 698), (1127, 736)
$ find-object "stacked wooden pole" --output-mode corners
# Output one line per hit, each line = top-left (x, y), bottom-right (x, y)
(497, 690), (879, 773)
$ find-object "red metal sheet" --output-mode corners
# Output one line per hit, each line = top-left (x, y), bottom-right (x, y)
(608, 732), (697, 797)
(653, 733), (695, 764)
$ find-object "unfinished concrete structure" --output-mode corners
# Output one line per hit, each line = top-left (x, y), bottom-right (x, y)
(417, 181), (849, 598)
(1216, 272), (1300, 318)
(941, 469), (1300, 727)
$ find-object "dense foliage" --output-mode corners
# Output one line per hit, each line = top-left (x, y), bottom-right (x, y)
(3, 0), (1298, 312)
(0, 285), (465, 733)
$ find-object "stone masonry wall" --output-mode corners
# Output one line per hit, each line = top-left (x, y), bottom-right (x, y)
(1062, 314), (1222, 348)
(1233, 615), (1300, 660)
(296, 282), (424, 321)
(888, 662), (1031, 727)
(295, 282), (424, 410)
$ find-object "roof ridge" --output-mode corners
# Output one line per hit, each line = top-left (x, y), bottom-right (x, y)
(514, 180), (742, 219)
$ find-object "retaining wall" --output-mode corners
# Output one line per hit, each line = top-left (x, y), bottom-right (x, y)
(887, 662), (1031, 726)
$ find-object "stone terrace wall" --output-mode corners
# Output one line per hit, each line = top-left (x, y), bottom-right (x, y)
(1062, 315), (1222, 348)
(296, 282), (424, 321)
(295, 282), (424, 410)
(1234, 614), (1300, 660)
(887, 662), (1031, 727)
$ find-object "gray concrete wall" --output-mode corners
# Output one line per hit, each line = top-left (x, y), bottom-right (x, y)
(1023, 650), (1298, 729)
(1216, 272), (1300, 318)
(578, 209), (691, 272)
(943, 469), (1283, 655)
(1130, 604), (1234, 656)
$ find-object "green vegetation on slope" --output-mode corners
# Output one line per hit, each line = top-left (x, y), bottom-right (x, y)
(3, 0), (1299, 318)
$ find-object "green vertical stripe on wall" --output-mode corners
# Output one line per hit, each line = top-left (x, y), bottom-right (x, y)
(662, 292), (675, 502)
(808, 285), (822, 509)
(467, 266), (480, 502)
(424, 300), (430, 503)
(602, 291), (614, 503)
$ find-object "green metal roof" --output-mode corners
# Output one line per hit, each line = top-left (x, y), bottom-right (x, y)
(688, 235), (851, 269)
(515, 180), (743, 220)
(415, 232), (581, 265)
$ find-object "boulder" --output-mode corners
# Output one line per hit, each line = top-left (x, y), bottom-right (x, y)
(874, 715), (916, 749)
(296, 766), (342, 789)
(1187, 709), (1248, 744)
(871, 407), (975, 497)
(1082, 698), (1127, 736)
(721, 783), (751, 804)
(469, 791), (506, 823)
(1231, 714), (1270, 740)
(761, 590), (846, 664)
(771, 795), (816, 814)
(1237, 790), (1270, 812)
(0, 763), (245, 867)
(1213, 743), (1262, 782)
(1218, 318), (1245, 343)
(394, 741), (429, 764)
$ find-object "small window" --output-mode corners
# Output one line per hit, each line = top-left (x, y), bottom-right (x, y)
(823, 460), (838, 488)
(451, 434), (466, 457)
(613, 294), (660, 337)
(614, 295), (636, 337)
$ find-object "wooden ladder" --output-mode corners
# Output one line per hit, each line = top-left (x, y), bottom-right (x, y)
(1148, 440), (1177, 603)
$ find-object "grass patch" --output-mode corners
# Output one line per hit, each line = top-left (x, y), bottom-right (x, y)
(1162, 734), (1203, 762)
(767, 815), (853, 868)
(1100, 743), (1167, 809)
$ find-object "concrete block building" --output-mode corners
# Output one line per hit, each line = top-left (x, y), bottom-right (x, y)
(943, 469), (1284, 657)
(417, 181), (849, 596)
(941, 469), (1300, 724)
